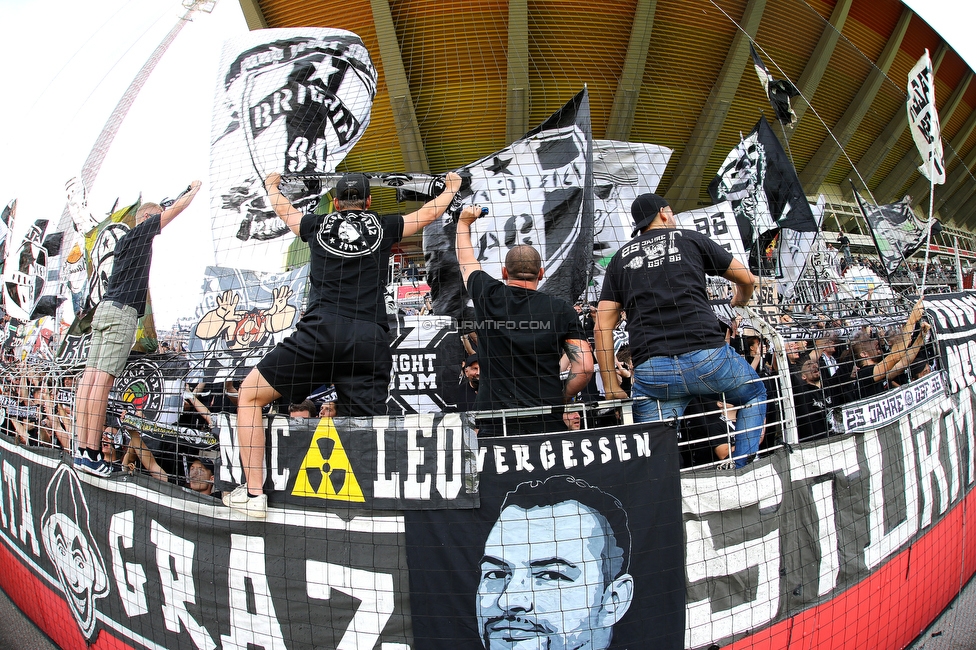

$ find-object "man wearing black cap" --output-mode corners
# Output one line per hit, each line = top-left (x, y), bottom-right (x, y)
(456, 353), (480, 413)
(224, 170), (461, 517)
(594, 193), (766, 468)
(456, 205), (593, 435)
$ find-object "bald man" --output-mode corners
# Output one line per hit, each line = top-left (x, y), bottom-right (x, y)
(456, 205), (592, 435)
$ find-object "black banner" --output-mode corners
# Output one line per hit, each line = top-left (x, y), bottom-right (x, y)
(0, 441), (412, 648)
(0, 386), (973, 649)
(923, 292), (976, 394)
(404, 422), (685, 649)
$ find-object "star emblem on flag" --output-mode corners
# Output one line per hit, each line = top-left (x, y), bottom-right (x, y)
(486, 156), (513, 175)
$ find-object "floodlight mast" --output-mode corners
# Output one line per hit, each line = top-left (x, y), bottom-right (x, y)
(56, 1), (217, 231)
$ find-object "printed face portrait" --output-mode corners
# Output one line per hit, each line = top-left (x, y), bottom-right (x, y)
(477, 499), (633, 650)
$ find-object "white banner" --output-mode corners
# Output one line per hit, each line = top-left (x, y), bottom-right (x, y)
(841, 371), (947, 433)
(907, 49), (945, 184)
(672, 201), (748, 267)
(210, 28), (377, 270)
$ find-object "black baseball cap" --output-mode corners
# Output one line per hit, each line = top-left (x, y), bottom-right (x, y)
(335, 173), (370, 201)
(631, 193), (670, 236)
(464, 353), (479, 367)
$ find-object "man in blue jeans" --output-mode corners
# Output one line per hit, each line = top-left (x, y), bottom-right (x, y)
(594, 194), (766, 468)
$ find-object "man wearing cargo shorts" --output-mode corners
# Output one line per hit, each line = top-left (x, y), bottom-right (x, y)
(223, 170), (461, 517)
(73, 181), (201, 476)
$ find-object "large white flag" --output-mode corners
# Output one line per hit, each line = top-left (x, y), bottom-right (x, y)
(209, 29), (377, 270)
(907, 49), (945, 185)
(671, 202), (748, 267)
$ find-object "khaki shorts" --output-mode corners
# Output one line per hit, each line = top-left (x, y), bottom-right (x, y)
(87, 301), (138, 376)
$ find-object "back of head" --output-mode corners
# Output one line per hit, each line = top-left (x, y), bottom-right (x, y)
(289, 399), (318, 415)
(334, 173), (370, 209)
(138, 202), (163, 223)
(630, 193), (670, 236)
(504, 245), (542, 281)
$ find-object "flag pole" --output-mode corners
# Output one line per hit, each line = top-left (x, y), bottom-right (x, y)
(920, 178), (934, 295)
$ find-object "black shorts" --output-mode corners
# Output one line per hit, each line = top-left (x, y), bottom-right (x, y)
(256, 311), (392, 416)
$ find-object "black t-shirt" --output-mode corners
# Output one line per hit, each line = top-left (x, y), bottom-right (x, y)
(300, 210), (404, 327)
(467, 270), (584, 411)
(600, 228), (734, 365)
(456, 380), (478, 413)
(101, 214), (161, 316)
(856, 364), (886, 400)
(794, 382), (832, 440)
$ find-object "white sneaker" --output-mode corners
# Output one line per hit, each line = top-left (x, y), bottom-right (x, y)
(222, 485), (267, 519)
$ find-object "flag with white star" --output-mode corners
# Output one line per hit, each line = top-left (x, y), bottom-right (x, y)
(209, 29), (378, 271)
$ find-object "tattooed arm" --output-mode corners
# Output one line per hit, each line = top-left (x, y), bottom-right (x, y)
(562, 338), (594, 402)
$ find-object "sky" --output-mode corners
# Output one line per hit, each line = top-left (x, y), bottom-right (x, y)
(0, 0), (972, 329)
(0, 0), (249, 330)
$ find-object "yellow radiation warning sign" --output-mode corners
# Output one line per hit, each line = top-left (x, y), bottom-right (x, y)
(291, 418), (365, 502)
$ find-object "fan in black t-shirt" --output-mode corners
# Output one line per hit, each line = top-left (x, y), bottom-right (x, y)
(455, 205), (593, 435)
(223, 171), (461, 518)
(73, 181), (201, 478)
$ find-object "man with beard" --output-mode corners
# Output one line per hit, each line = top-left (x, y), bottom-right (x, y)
(477, 476), (634, 649)
(793, 359), (833, 440)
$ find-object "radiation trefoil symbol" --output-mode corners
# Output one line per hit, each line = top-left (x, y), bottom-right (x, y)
(291, 418), (365, 502)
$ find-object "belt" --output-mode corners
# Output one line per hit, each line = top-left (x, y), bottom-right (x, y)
(103, 300), (135, 312)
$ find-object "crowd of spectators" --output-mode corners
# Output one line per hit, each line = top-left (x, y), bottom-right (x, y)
(0, 263), (941, 482)
(0, 350), (338, 498)
(450, 286), (937, 470)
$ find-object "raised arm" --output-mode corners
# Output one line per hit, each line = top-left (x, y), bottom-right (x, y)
(874, 321), (931, 382)
(160, 180), (202, 229)
(594, 300), (626, 399)
(401, 172), (462, 238)
(723, 258), (756, 307)
(455, 204), (485, 285)
(264, 172), (303, 237)
(562, 337), (595, 402)
(903, 298), (925, 332)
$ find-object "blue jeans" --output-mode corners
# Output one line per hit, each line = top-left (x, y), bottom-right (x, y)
(633, 345), (767, 468)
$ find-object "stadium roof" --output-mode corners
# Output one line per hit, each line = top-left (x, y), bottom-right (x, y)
(237, 0), (976, 233)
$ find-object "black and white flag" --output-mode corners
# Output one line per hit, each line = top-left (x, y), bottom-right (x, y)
(415, 90), (594, 320)
(750, 44), (800, 126)
(2, 218), (50, 322)
(907, 49), (945, 185)
(0, 200), (13, 278)
(210, 29), (378, 270)
(852, 185), (940, 276)
(708, 116), (817, 257)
